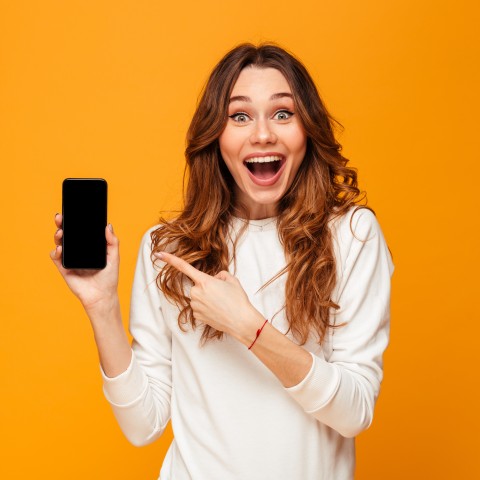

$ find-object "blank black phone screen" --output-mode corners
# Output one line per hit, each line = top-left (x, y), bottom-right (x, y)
(62, 178), (107, 269)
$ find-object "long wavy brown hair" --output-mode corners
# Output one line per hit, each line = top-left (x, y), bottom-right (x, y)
(151, 43), (365, 345)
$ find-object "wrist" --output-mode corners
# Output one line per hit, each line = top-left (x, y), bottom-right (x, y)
(85, 294), (121, 326)
(247, 318), (269, 350)
(233, 308), (267, 348)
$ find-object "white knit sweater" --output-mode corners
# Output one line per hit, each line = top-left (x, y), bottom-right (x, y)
(101, 207), (393, 480)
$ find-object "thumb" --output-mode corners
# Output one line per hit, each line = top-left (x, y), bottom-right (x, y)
(106, 224), (119, 258)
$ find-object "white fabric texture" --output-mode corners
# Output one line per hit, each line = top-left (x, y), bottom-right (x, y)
(101, 207), (393, 480)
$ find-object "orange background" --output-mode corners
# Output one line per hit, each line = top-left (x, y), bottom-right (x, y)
(1, 1), (478, 478)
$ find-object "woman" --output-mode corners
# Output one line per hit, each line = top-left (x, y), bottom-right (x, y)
(51, 43), (393, 479)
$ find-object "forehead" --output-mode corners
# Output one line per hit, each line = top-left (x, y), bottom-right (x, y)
(230, 67), (292, 97)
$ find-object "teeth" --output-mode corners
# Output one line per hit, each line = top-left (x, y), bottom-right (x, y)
(245, 155), (282, 163)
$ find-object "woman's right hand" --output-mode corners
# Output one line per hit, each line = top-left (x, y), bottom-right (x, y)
(50, 213), (120, 315)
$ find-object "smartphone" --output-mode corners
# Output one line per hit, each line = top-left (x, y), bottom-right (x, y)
(62, 178), (108, 269)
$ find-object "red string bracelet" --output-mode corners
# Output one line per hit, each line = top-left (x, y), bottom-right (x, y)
(248, 318), (268, 350)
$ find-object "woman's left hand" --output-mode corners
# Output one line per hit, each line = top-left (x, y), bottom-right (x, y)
(155, 252), (264, 344)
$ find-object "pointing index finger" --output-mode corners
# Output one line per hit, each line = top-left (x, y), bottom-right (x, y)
(157, 251), (209, 284)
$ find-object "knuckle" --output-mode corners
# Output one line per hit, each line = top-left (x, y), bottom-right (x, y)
(190, 300), (200, 312)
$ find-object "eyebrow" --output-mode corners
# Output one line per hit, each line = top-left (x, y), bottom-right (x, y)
(229, 92), (293, 103)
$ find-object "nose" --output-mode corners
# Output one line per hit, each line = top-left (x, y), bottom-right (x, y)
(250, 119), (277, 145)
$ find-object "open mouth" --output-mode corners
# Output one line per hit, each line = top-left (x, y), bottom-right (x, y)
(244, 155), (285, 181)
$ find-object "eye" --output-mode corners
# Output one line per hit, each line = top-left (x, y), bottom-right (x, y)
(229, 112), (250, 123)
(273, 110), (294, 121)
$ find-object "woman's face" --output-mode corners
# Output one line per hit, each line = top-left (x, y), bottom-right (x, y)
(219, 67), (307, 219)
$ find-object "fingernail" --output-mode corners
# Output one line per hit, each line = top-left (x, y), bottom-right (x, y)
(108, 223), (113, 232)
(154, 252), (165, 260)
(55, 213), (59, 218)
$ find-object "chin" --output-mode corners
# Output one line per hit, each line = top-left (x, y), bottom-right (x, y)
(245, 188), (285, 209)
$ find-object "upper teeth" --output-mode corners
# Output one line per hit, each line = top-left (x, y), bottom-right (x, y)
(245, 155), (282, 163)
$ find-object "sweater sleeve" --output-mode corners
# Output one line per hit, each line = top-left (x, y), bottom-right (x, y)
(101, 228), (172, 447)
(285, 208), (393, 438)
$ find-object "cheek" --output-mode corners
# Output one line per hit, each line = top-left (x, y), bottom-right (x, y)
(219, 133), (242, 181)
(219, 128), (242, 159)
(287, 129), (307, 157)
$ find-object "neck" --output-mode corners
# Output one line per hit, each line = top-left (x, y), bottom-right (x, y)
(232, 202), (278, 221)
